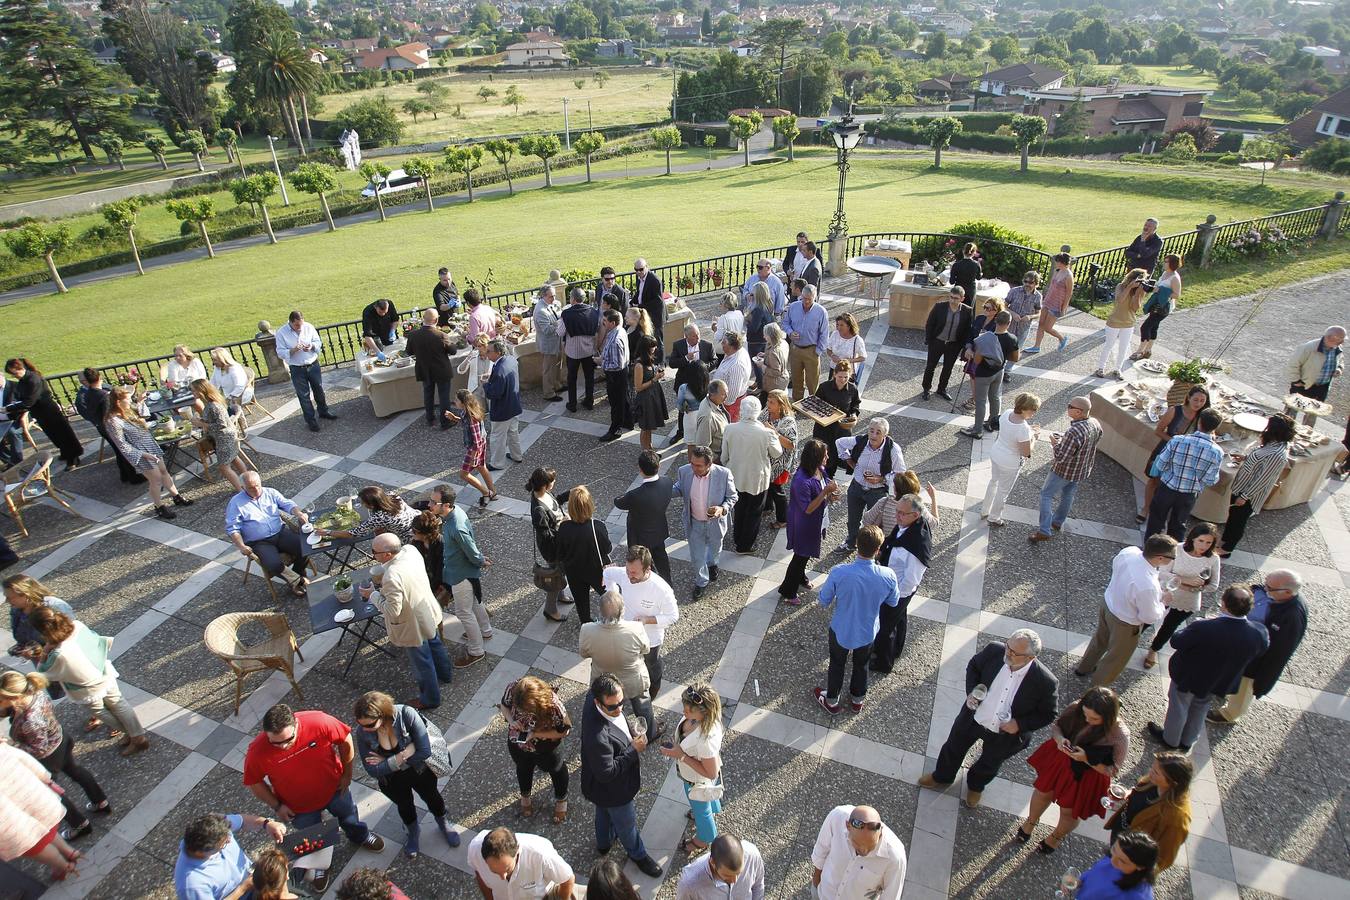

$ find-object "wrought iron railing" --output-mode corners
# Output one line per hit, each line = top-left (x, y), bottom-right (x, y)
(847, 231), (1055, 284)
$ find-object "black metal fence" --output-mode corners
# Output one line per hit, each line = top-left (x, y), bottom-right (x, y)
(1209, 204), (1328, 249)
(847, 232), (1055, 283)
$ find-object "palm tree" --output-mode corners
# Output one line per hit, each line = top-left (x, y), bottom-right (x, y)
(249, 32), (320, 157)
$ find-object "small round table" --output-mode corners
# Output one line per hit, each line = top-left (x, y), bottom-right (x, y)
(847, 255), (903, 309)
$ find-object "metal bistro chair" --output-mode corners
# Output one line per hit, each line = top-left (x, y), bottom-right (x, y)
(3, 452), (78, 539)
(204, 612), (304, 715)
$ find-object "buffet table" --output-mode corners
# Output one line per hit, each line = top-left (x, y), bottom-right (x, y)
(1090, 379), (1339, 522)
(888, 272), (1010, 329)
(359, 336), (540, 418)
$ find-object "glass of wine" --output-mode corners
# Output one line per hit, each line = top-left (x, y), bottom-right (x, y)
(627, 715), (647, 740)
(1101, 782), (1129, 812)
(967, 684), (988, 710)
(1059, 865), (1082, 896)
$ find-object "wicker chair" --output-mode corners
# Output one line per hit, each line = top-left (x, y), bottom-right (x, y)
(204, 612), (304, 715)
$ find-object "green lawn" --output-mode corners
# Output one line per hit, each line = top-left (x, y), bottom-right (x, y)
(2, 149), (1343, 373)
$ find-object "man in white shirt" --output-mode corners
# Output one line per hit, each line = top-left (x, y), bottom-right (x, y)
(712, 333), (753, 422)
(1075, 534), (1177, 687)
(469, 826), (575, 900)
(604, 547), (678, 734)
(835, 418), (906, 554)
(677, 834), (766, 900)
(811, 804), (906, 900)
(272, 310), (336, 433)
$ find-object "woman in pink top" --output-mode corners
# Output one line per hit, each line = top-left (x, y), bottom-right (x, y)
(1026, 253), (1074, 354)
(0, 742), (82, 881)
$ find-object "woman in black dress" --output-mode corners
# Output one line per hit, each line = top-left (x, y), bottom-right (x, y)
(949, 242), (983, 310)
(812, 359), (861, 478)
(633, 342), (668, 451)
(553, 485), (612, 625)
(528, 466), (571, 623)
(4, 358), (83, 470)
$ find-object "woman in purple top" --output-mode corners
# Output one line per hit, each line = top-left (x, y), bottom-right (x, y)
(778, 438), (842, 605)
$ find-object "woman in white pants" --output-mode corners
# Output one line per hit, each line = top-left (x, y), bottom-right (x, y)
(981, 392), (1040, 526)
(1095, 269), (1148, 379)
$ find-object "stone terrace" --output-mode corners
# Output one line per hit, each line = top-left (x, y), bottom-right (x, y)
(3, 275), (1349, 900)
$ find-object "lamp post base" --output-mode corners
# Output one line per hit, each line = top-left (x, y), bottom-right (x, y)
(826, 232), (849, 277)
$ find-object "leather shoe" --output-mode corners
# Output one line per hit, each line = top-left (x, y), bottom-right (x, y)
(691, 584), (705, 601)
(633, 855), (663, 878)
(1028, 532), (1051, 543)
(708, 565), (719, 582)
(307, 422), (321, 432)
(566, 403), (578, 413)
(488, 465), (505, 472)
(936, 390), (954, 402)
(1145, 721), (1180, 749)
(319, 412), (338, 420)
(963, 790), (983, 809)
(921, 390), (931, 401)
(917, 773), (950, 790)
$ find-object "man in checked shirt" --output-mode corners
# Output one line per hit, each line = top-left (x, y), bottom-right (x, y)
(1144, 408), (1224, 541)
(1029, 396), (1102, 542)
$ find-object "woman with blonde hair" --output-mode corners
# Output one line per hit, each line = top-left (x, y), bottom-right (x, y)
(188, 379), (248, 491)
(105, 386), (193, 520)
(760, 323), (788, 394)
(498, 675), (572, 824)
(163, 344), (206, 390)
(1103, 750), (1192, 872)
(1, 670), (111, 840)
(353, 691), (458, 858)
(660, 683), (724, 853)
(713, 291), (744, 349)
(5, 573), (75, 667)
(208, 347), (254, 407)
(745, 281), (775, 357)
(554, 485), (612, 623)
(625, 307), (657, 365)
(1096, 268), (1148, 378)
(982, 392), (1040, 526)
(863, 470), (940, 534)
(760, 389), (798, 528)
(29, 606), (150, 756)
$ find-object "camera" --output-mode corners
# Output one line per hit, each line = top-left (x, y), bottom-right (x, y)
(1141, 278), (1158, 292)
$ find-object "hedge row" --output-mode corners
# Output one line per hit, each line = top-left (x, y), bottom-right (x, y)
(0, 136), (656, 294)
(866, 121), (1155, 156)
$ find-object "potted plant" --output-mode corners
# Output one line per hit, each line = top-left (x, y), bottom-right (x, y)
(335, 576), (353, 603)
(676, 274), (696, 294)
(1165, 359), (1207, 406)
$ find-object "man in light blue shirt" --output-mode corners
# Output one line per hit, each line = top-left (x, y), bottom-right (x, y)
(676, 834), (766, 900)
(225, 471), (311, 593)
(783, 285), (828, 401)
(740, 259), (786, 314)
(174, 812), (286, 900)
(272, 310), (336, 433)
(815, 525), (899, 714)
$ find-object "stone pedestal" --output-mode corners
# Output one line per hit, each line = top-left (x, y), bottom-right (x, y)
(256, 334), (288, 384)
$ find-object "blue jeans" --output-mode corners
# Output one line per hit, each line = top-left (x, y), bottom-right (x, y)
(846, 481), (886, 546)
(289, 362), (329, 425)
(406, 635), (454, 707)
(292, 787), (369, 845)
(1037, 471), (1080, 536)
(595, 800), (650, 861)
(687, 517), (723, 588)
(675, 384), (699, 414)
(683, 781), (722, 844)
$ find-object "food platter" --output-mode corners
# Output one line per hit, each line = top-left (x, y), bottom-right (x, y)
(1134, 359), (1167, 375)
(1283, 394), (1333, 416)
(313, 508), (361, 531)
(151, 422), (193, 441)
(794, 394), (845, 427)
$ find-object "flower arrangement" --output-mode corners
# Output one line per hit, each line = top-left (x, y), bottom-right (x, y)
(1216, 226), (1293, 261)
(676, 274), (696, 294)
(698, 266), (724, 288)
(117, 367), (142, 386)
(1166, 359), (1207, 385)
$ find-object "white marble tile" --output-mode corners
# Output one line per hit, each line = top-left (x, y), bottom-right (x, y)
(120, 680), (219, 749)
(119, 516), (232, 559)
(729, 702), (829, 754)
(1231, 846), (1350, 900)
(246, 435), (345, 469)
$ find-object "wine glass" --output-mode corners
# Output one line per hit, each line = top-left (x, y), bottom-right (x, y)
(1101, 782), (1129, 813)
(1059, 866), (1082, 896)
(967, 684), (988, 710)
(627, 715), (647, 740)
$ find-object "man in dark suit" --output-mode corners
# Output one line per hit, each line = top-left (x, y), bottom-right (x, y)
(669, 322), (715, 443)
(1209, 570), (1309, 725)
(781, 231), (808, 278)
(405, 309), (457, 429)
(613, 450), (674, 583)
(481, 340), (523, 470)
(580, 673), (663, 877)
(921, 287), (973, 402)
(632, 258), (665, 363)
(798, 240), (823, 291)
(920, 630), (1058, 808)
(597, 266), (629, 314)
(1148, 586), (1268, 752)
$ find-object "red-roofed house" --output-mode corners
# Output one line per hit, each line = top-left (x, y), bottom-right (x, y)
(349, 42), (431, 70)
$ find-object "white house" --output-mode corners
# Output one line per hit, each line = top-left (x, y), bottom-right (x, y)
(503, 40), (569, 67)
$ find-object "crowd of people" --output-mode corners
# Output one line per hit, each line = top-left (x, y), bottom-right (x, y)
(0, 223), (1340, 900)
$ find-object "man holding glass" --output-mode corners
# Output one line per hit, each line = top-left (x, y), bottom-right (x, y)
(919, 630), (1058, 809)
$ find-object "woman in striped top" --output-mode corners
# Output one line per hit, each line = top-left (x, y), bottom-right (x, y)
(322, 486), (418, 544)
(1219, 414), (1294, 557)
(104, 387), (193, 520)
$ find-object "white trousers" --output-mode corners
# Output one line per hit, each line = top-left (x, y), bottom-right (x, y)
(982, 460), (1022, 521)
(1098, 325), (1133, 374)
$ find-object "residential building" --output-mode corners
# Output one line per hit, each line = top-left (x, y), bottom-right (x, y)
(503, 40), (569, 67)
(350, 42), (431, 71)
(1026, 83), (1211, 137)
(596, 39), (636, 58)
(978, 63), (1066, 100)
(927, 13), (974, 38)
(916, 72), (973, 101)
(1282, 86), (1350, 149)
(93, 45), (120, 66)
(728, 38), (756, 57)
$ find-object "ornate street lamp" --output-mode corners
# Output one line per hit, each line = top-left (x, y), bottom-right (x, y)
(826, 115), (864, 242)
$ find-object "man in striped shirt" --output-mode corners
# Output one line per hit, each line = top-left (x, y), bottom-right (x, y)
(1144, 408), (1223, 540)
(599, 309), (631, 442)
(1030, 396), (1101, 542)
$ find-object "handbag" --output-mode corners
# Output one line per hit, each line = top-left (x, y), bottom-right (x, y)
(416, 709), (453, 778)
(688, 778), (725, 802)
(532, 540), (568, 593)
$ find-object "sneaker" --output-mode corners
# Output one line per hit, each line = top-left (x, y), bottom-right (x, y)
(1058, 336), (1069, 351)
(987, 518), (1005, 527)
(310, 870), (329, 893)
(1022, 347), (1040, 355)
(361, 834), (386, 852)
(813, 687), (841, 714)
(836, 541), (853, 554)
(849, 697), (865, 713)
(1092, 369), (1106, 378)
(959, 427), (983, 439)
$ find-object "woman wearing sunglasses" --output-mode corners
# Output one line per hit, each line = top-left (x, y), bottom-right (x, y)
(659, 683), (724, 854)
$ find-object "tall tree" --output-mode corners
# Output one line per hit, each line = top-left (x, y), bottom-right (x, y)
(0, 0), (128, 161)
(1009, 114), (1048, 173)
(225, 0), (294, 135)
(751, 17), (805, 109)
(101, 0), (216, 132)
(4, 223), (72, 293)
(923, 117), (962, 169)
(101, 200), (144, 274)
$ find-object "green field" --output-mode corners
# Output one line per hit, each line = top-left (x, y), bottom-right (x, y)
(2, 149), (1343, 373)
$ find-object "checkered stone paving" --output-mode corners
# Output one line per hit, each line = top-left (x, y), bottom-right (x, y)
(4, 276), (1349, 900)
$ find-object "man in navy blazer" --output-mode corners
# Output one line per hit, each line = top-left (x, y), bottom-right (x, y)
(920, 631), (1058, 809)
(481, 340), (523, 470)
(631, 258), (665, 363)
(670, 445), (738, 600)
(580, 673), (663, 877)
(1149, 585), (1269, 751)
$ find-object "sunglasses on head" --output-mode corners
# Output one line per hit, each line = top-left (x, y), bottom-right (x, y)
(848, 817), (882, 831)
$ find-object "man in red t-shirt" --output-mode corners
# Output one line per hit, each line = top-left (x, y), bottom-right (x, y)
(244, 704), (385, 891)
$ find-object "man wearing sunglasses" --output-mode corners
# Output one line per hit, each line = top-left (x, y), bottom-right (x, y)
(1208, 569), (1308, 725)
(596, 266), (629, 315)
(469, 826), (574, 900)
(1003, 271), (1042, 383)
(631, 258), (666, 364)
(579, 673), (663, 878)
(810, 805), (906, 899)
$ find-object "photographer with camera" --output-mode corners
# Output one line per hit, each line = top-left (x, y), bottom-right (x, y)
(1096, 269), (1150, 379)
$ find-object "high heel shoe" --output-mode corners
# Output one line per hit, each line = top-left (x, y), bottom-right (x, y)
(1014, 825), (1034, 844)
(1036, 838), (1058, 855)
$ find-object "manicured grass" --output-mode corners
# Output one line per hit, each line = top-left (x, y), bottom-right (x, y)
(3, 149), (1343, 373)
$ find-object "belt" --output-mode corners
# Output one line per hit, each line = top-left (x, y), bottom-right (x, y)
(792, 344), (816, 350)
(288, 361), (317, 369)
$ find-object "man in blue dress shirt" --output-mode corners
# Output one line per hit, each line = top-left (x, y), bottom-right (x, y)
(783, 285), (828, 402)
(225, 471), (311, 594)
(174, 812), (285, 900)
(740, 258), (786, 314)
(814, 525), (900, 714)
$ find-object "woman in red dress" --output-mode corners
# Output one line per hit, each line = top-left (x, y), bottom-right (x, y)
(1017, 686), (1129, 854)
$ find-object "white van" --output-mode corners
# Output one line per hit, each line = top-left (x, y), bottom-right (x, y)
(361, 168), (423, 198)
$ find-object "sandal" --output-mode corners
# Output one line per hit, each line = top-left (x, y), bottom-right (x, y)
(478, 495), (489, 508)
(1142, 651), (1158, 670)
(1036, 838), (1059, 855)
(517, 798), (535, 819)
(488, 492), (500, 503)
(290, 579), (308, 598)
(553, 800), (568, 824)
(1014, 825), (1034, 844)
(85, 716), (103, 733)
(679, 836), (707, 854)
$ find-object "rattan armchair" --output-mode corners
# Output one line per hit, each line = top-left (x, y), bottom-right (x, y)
(204, 612), (304, 715)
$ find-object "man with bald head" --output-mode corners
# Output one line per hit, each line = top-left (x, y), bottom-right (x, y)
(224, 471), (310, 595)
(406, 306), (456, 428)
(811, 804), (907, 899)
(361, 533), (453, 710)
(632, 257), (665, 363)
(677, 833), (765, 899)
(1209, 569), (1309, 725)
(1287, 325), (1345, 403)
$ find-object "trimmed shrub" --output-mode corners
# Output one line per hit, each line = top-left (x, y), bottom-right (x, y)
(910, 220), (1045, 283)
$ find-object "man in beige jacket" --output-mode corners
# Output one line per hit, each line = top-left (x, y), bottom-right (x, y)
(719, 396), (782, 553)
(578, 589), (653, 734)
(362, 534), (452, 710)
(1286, 326), (1344, 403)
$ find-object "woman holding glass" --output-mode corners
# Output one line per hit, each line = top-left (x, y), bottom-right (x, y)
(1074, 831), (1160, 900)
(863, 470), (939, 535)
(659, 683), (724, 854)
(1103, 750), (1192, 872)
(760, 389), (798, 529)
(188, 380), (248, 491)
(778, 438), (842, 605)
(1219, 413), (1294, 556)
(1019, 686), (1129, 854)
(1142, 522), (1220, 669)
